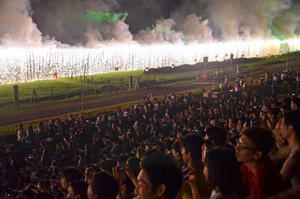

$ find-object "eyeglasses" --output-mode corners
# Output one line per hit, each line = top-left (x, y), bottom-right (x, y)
(236, 139), (260, 151)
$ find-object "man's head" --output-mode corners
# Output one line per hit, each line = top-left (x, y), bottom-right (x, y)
(228, 116), (238, 129)
(88, 172), (119, 199)
(172, 141), (182, 160)
(281, 110), (300, 139)
(180, 133), (203, 164)
(235, 126), (275, 163)
(67, 180), (88, 199)
(205, 126), (227, 146)
(9, 155), (16, 162)
(291, 98), (300, 110)
(135, 154), (182, 199)
(61, 167), (83, 189)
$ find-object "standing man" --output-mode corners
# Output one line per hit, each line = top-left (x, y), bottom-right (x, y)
(224, 75), (229, 92)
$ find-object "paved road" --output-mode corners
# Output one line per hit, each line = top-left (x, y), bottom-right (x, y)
(0, 59), (298, 127)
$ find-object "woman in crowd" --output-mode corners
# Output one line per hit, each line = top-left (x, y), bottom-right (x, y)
(188, 148), (241, 199)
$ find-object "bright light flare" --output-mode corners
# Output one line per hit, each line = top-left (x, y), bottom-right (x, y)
(0, 39), (300, 84)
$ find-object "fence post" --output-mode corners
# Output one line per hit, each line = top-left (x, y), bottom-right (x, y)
(13, 85), (20, 106)
(80, 75), (82, 81)
(129, 76), (133, 90)
(81, 83), (84, 115)
(71, 73), (73, 80)
(91, 76), (93, 82)
(51, 87), (53, 101)
(120, 79), (122, 92)
(76, 76), (77, 80)
(66, 85), (68, 100)
(107, 80), (110, 93)
(95, 82), (97, 95)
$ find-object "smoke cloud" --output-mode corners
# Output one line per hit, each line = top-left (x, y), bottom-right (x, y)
(0, 0), (299, 48)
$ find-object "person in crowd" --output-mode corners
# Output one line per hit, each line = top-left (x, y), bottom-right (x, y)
(15, 123), (24, 142)
(187, 148), (241, 199)
(67, 180), (89, 199)
(180, 133), (211, 199)
(9, 155), (20, 173)
(61, 167), (83, 196)
(1, 162), (18, 189)
(228, 117), (238, 135)
(87, 171), (120, 199)
(235, 126), (285, 198)
(134, 154), (183, 199)
(269, 110), (300, 187)
(291, 97), (300, 110)
(172, 141), (185, 170)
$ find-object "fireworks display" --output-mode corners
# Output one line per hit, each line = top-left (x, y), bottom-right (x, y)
(0, 39), (299, 84)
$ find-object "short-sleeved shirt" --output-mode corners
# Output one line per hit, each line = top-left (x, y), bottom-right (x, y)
(241, 158), (285, 199)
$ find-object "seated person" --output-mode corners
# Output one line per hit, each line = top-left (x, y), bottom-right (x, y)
(134, 154), (183, 199)
(87, 171), (120, 199)
(235, 126), (285, 199)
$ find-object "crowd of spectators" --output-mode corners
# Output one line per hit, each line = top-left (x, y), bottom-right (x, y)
(1, 75), (300, 199)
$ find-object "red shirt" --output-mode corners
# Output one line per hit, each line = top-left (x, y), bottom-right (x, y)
(241, 158), (286, 199)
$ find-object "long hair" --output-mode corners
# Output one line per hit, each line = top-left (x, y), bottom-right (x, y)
(205, 148), (241, 195)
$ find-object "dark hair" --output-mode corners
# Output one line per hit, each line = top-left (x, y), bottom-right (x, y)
(292, 98), (300, 107)
(205, 126), (227, 146)
(9, 155), (16, 160)
(172, 141), (182, 158)
(118, 155), (129, 165)
(71, 180), (89, 199)
(156, 142), (166, 153)
(34, 192), (54, 199)
(90, 172), (119, 199)
(22, 188), (36, 199)
(144, 149), (161, 158)
(62, 167), (83, 183)
(230, 116), (238, 125)
(180, 133), (203, 162)
(100, 160), (117, 174)
(205, 148), (241, 195)
(242, 126), (275, 157)
(283, 110), (300, 137)
(141, 154), (182, 199)
(127, 157), (141, 177)
(165, 140), (173, 151)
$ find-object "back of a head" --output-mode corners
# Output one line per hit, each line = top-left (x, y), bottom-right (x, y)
(90, 172), (120, 199)
(283, 110), (300, 137)
(156, 141), (166, 153)
(127, 157), (141, 178)
(242, 126), (275, 158)
(141, 154), (183, 199)
(180, 133), (203, 162)
(118, 155), (129, 165)
(165, 140), (173, 151)
(143, 149), (161, 158)
(100, 160), (117, 174)
(292, 98), (300, 107)
(71, 180), (89, 199)
(34, 192), (54, 199)
(205, 148), (241, 195)
(205, 126), (227, 146)
(22, 188), (36, 199)
(62, 167), (83, 183)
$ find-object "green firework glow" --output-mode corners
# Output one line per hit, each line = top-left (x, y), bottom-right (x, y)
(82, 10), (128, 22)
